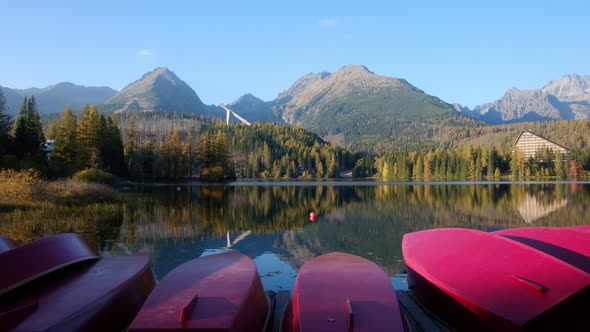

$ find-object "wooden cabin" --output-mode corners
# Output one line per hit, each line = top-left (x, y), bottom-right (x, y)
(509, 130), (570, 160)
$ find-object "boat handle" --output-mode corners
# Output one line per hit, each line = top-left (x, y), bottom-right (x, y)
(0, 301), (39, 330)
(511, 275), (549, 294)
(345, 298), (353, 331)
(179, 295), (198, 322)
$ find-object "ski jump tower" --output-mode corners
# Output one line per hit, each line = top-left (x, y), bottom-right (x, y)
(219, 104), (252, 126)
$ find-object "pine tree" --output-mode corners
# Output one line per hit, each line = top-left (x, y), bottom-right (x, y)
(0, 89), (13, 154)
(555, 152), (566, 180)
(140, 139), (156, 181)
(28, 96), (45, 150)
(13, 97), (29, 158)
(13, 96), (44, 159)
(104, 116), (127, 176)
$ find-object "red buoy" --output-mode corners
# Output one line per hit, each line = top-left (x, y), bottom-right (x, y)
(309, 211), (317, 221)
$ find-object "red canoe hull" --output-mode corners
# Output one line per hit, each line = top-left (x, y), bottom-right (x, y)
(403, 228), (590, 331)
(0, 254), (156, 331)
(282, 252), (405, 332)
(0, 233), (101, 296)
(494, 227), (590, 273)
(129, 251), (269, 332)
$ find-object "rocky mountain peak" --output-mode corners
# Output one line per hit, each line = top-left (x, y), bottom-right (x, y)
(230, 93), (264, 106)
(336, 65), (374, 75)
(105, 67), (208, 114)
(464, 73), (590, 123)
(541, 73), (589, 101)
(136, 67), (178, 87)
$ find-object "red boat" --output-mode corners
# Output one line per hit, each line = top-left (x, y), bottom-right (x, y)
(282, 252), (405, 332)
(129, 251), (269, 332)
(494, 227), (590, 272)
(0, 235), (18, 254)
(403, 228), (590, 331)
(0, 234), (156, 331)
(0, 233), (101, 296)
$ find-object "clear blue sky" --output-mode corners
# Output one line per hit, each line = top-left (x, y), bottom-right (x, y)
(1, 0), (588, 108)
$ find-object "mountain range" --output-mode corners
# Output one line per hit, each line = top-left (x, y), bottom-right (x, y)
(1, 83), (117, 115)
(264, 65), (475, 148)
(2, 66), (589, 149)
(455, 73), (590, 124)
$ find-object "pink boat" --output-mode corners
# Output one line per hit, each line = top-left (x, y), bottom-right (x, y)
(0, 233), (156, 331)
(129, 251), (269, 332)
(569, 225), (590, 232)
(494, 227), (590, 273)
(282, 252), (405, 332)
(403, 228), (590, 331)
(0, 235), (18, 254)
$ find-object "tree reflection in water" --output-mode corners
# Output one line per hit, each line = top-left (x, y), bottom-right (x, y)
(2, 182), (589, 287)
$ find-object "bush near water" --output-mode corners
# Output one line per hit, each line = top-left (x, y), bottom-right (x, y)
(0, 168), (117, 206)
(0, 168), (122, 245)
(73, 168), (114, 185)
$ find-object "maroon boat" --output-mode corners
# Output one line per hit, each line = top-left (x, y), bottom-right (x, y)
(0, 233), (156, 331)
(0, 233), (100, 296)
(0, 254), (155, 331)
(282, 252), (405, 332)
(0, 235), (18, 254)
(494, 227), (590, 272)
(403, 228), (590, 331)
(129, 251), (269, 332)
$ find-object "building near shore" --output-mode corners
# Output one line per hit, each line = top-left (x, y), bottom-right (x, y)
(509, 130), (570, 160)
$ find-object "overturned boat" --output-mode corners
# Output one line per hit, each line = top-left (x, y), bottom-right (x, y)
(403, 228), (590, 331)
(129, 251), (270, 332)
(494, 226), (590, 273)
(282, 252), (405, 332)
(0, 233), (155, 331)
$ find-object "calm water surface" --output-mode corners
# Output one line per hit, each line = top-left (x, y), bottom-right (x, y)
(98, 182), (590, 291)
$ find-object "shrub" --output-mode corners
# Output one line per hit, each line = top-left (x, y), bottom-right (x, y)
(0, 169), (48, 203)
(47, 179), (118, 205)
(201, 165), (224, 182)
(73, 168), (114, 185)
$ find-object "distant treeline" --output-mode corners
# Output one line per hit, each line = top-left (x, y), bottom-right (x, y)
(1, 89), (589, 181)
(121, 117), (360, 181)
(375, 146), (588, 180)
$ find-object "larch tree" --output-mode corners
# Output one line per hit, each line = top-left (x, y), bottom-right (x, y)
(160, 129), (184, 179)
(124, 115), (141, 178)
(52, 106), (78, 171)
(76, 105), (101, 169)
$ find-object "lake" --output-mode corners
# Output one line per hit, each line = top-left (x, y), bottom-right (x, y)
(96, 181), (590, 291)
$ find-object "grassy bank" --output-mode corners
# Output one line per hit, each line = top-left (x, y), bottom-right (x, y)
(0, 169), (124, 248)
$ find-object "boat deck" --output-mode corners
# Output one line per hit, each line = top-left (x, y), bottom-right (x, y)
(265, 274), (454, 332)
